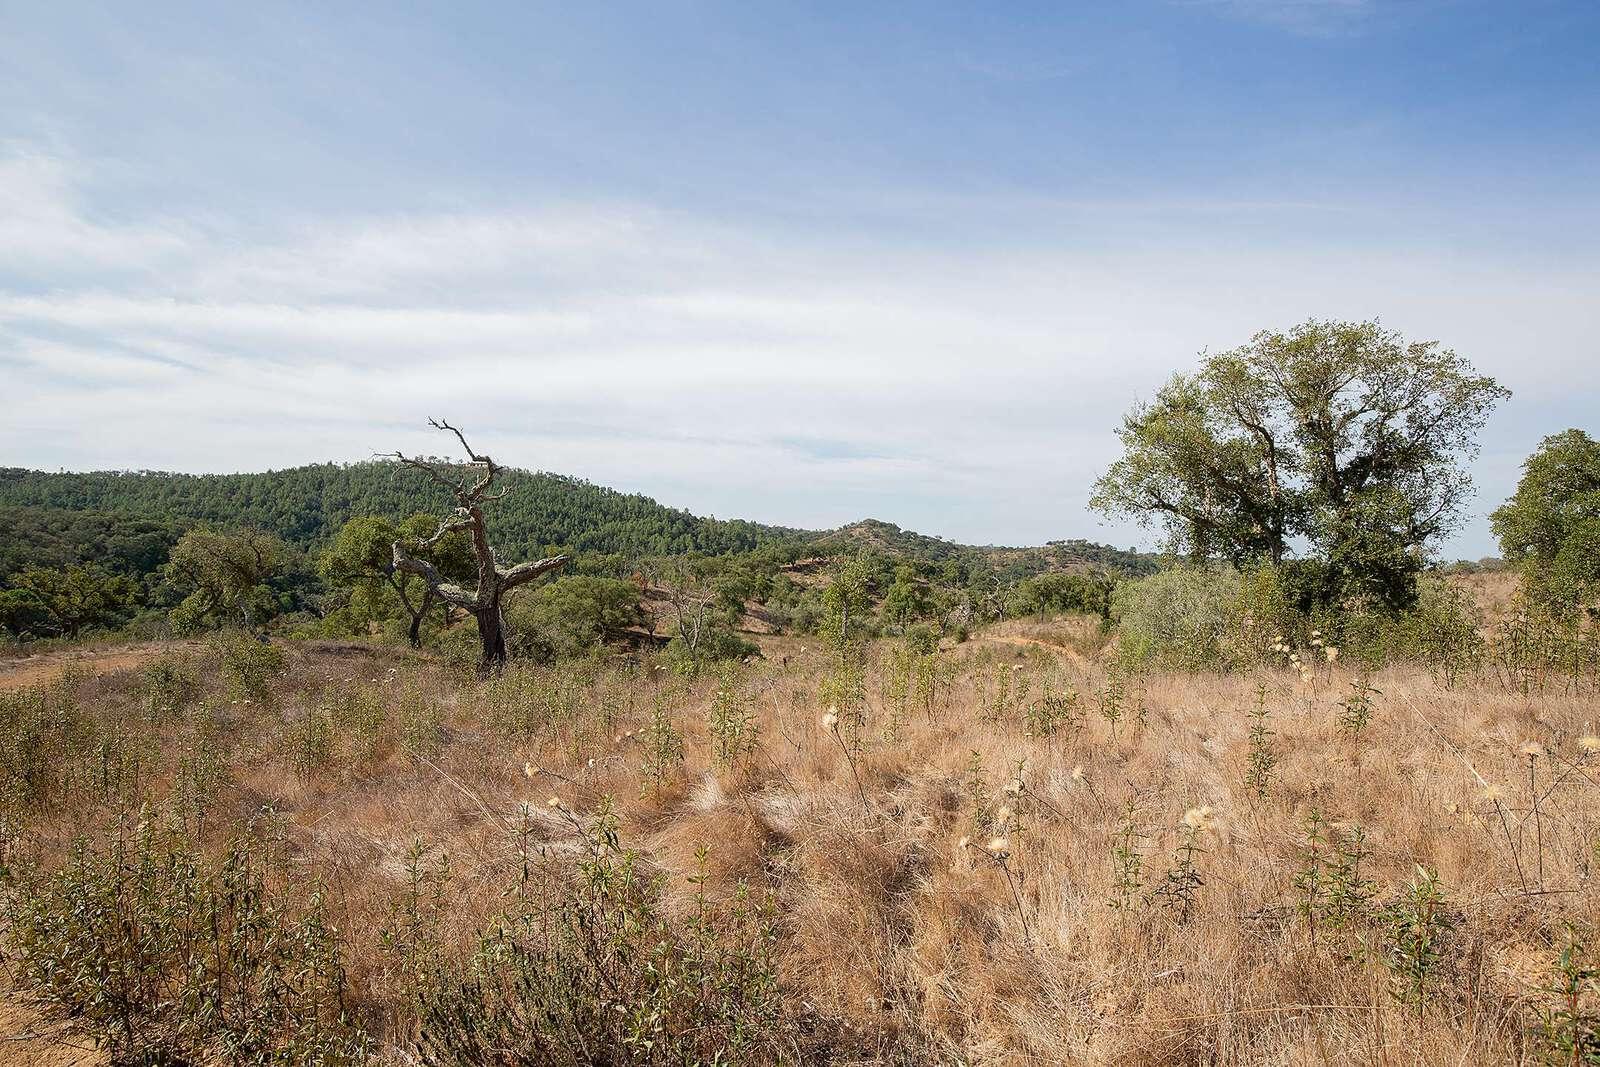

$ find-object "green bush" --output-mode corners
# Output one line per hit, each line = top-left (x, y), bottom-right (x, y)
(5, 817), (369, 1064)
(210, 630), (287, 706)
(505, 576), (644, 660)
(1111, 566), (1242, 671)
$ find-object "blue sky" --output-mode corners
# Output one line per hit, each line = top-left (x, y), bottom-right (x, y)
(2, 1), (1597, 556)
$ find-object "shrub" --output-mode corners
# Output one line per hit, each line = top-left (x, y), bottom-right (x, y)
(415, 799), (793, 1065)
(5, 817), (369, 1064)
(505, 577), (644, 660)
(1112, 566), (1242, 671)
(211, 630), (287, 706)
(0, 673), (90, 813)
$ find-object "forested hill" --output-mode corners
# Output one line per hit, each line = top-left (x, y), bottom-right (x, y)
(0, 463), (799, 563)
(0, 463), (1156, 577)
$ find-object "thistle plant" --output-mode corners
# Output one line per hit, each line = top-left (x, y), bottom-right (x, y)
(1107, 799), (1146, 915)
(1003, 759), (1065, 822)
(987, 664), (1014, 722)
(880, 646), (913, 742)
(1377, 865), (1456, 1018)
(380, 838), (451, 1005)
(1293, 807), (1328, 941)
(964, 750), (993, 833)
(1097, 670), (1128, 738)
(1337, 676), (1380, 748)
(1152, 807), (1212, 924)
(822, 708), (868, 810)
(1484, 782), (1531, 896)
(913, 652), (940, 723)
(1323, 822), (1375, 931)
(1244, 682), (1278, 799)
(961, 833), (1030, 942)
(707, 663), (757, 771)
(1026, 683), (1083, 739)
(1532, 926), (1600, 1065)
(1524, 740), (1549, 888)
(639, 691), (685, 796)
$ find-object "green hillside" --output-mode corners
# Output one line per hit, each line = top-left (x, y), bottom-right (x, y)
(0, 463), (799, 564)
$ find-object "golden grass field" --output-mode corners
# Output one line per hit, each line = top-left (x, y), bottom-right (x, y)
(3, 591), (1598, 1065)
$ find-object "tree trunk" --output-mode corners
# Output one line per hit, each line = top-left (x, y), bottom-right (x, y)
(475, 600), (508, 674)
(407, 611), (423, 650)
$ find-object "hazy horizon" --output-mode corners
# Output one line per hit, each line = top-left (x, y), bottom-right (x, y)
(4, 2), (1597, 557)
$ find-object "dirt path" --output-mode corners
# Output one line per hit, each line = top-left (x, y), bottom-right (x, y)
(0, 645), (173, 693)
(0, 987), (107, 1066)
(971, 631), (1094, 670)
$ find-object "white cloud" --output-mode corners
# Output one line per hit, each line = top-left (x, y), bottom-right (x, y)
(2, 148), (1595, 553)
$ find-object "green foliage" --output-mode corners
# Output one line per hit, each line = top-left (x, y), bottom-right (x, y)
(168, 526), (287, 633)
(318, 514), (473, 646)
(0, 504), (180, 580)
(1337, 676), (1380, 744)
(507, 576), (644, 660)
(0, 563), (140, 639)
(1398, 575), (1485, 686)
(1151, 821), (1206, 924)
(1493, 429), (1600, 615)
(5, 817), (368, 1064)
(0, 675), (91, 814)
(1107, 801), (1146, 914)
(211, 630), (287, 706)
(140, 652), (200, 721)
(380, 839), (452, 1006)
(1112, 566), (1241, 671)
(1007, 570), (1116, 622)
(1025, 676), (1083, 738)
(706, 663), (757, 771)
(638, 691), (685, 795)
(416, 799), (791, 1065)
(1093, 319), (1508, 610)
(1244, 683), (1278, 798)
(1377, 865), (1457, 1014)
(1531, 927), (1600, 1064)
(0, 462), (796, 563)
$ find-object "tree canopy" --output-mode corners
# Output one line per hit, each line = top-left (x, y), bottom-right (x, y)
(1491, 428), (1600, 614)
(1092, 319), (1508, 608)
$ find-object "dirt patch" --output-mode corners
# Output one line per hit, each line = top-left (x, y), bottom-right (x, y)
(0, 645), (176, 693)
(0, 986), (108, 1066)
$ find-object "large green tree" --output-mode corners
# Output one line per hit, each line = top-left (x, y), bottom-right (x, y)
(165, 527), (285, 634)
(1491, 429), (1600, 614)
(1092, 320), (1508, 609)
(0, 564), (138, 639)
(320, 514), (472, 647)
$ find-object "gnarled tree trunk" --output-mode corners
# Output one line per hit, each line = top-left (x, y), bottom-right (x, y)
(390, 419), (567, 674)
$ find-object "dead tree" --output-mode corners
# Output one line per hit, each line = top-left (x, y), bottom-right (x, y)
(390, 419), (567, 673)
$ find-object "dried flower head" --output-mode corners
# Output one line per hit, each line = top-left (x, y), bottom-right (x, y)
(522, 761), (537, 780)
(1482, 783), (1506, 803)
(1579, 735), (1600, 754)
(821, 710), (840, 730)
(547, 796), (563, 809)
(987, 837), (1010, 857)
(957, 835), (971, 851)
(1520, 740), (1546, 759)
(1325, 646), (1339, 662)
(1070, 764), (1086, 783)
(1004, 778), (1023, 795)
(1183, 805), (1217, 833)
(995, 805), (1013, 825)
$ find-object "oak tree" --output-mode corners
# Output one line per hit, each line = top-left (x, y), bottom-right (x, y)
(391, 420), (567, 673)
(1092, 320), (1508, 609)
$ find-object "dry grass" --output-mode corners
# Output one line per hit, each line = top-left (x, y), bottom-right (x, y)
(5, 624), (1600, 1064)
